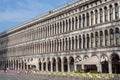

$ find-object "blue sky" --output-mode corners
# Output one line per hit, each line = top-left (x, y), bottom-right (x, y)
(0, 0), (74, 32)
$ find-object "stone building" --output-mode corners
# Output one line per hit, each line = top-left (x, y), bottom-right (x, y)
(0, 0), (120, 74)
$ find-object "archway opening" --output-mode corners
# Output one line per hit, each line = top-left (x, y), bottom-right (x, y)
(63, 57), (68, 72)
(111, 54), (120, 74)
(69, 57), (74, 72)
(57, 57), (61, 72)
(43, 62), (46, 71)
(52, 58), (56, 72)
(48, 61), (51, 71)
(101, 55), (109, 73)
(39, 62), (41, 71)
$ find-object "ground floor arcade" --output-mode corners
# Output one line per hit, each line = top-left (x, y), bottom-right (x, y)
(0, 52), (120, 74)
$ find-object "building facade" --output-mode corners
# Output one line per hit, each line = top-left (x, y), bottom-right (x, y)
(0, 0), (120, 74)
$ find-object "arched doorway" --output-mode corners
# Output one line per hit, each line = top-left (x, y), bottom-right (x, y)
(48, 61), (51, 71)
(111, 54), (120, 74)
(75, 56), (82, 71)
(69, 57), (74, 72)
(39, 62), (41, 71)
(43, 62), (46, 71)
(101, 55), (109, 73)
(57, 57), (61, 72)
(52, 58), (56, 72)
(63, 57), (68, 72)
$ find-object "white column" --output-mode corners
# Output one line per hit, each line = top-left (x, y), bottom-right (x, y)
(61, 59), (64, 72)
(51, 61), (53, 72)
(46, 61), (48, 72)
(68, 59), (70, 72)
(56, 59), (58, 72)
(41, 62), (44, 71)
(108, 61), (112, 74)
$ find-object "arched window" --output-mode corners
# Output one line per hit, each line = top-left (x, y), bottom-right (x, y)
(79, 35), (81, 49)
(60, 40), (62, 51)
(72, 18), (74, 30)
(109, 5), (113, 21)
(91, 33), (94, 48)
(63, 39), (64, 51)
(100, 9), (103, 23)
(63, 20), (65, 32)
(79, 15), (81, 28)
(69, 19), (71, 31)
(91, 11), (94, 25)
(100, 31), (103, 47)
(83, 14), (85, 27)
(72, 37), (74, 50)
(60, 21), (62, 33)
(95, 10), (98, 24)
(65, 38), (67, 50)
(115, 3), (119, 19)
(110, 29), (114, 46)
(95, 32), (98, 47)
(83, 35), (85, 48)
(105, 30), (108, 46)
(69, 38), (71, 50)
(115, 28), (119, 45)
(75, 36), (78, 50)
(75, 16), (78, 29)
(86, 13), (89, 26)
(87, 34), (89, 48)
(104, 7), (108, 22)
(66, 20), (68, 32)
(57, 22), (59, 34)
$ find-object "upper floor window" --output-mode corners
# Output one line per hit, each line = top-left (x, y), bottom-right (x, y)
(87, 34), (89, 48)
(91, 11), (94, 25)
(105, 30), (108, 46)
(95, 32), (98, 47)
(79, 15), (81, 28)
(69, 19), (71, 31)
(100, 9), (103, 23)
(72, 18), (74, 30)
(115, 28), (119, 45)
(104, 7), (108, 22)
(63, 21), (65, 32)
(100, 31), (103, 47)
(66, 20), (68, 32)
(86, 13), (89, 26)
(109, 5), (113, 21)
(95, 10), (98, 24)
(83, 14), (85, 27)
(115, 3), (119, 19)
(110, 29), (114, 46)
(75, 16), (78, 29)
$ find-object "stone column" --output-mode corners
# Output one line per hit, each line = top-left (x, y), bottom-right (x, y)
(46, 61), (48, 72)
(97, 10), (100, 24)
(81, 35), (83, 49)
(41, 62), (44, 71)
(61, 59), (64, 72)
(56, 59), (58, 72)
(81, 16), (83, 28)
(51, 61), (53, 72)
(98, 32), (100, 47)
(89, 34), (91, 48)
(68, 58), (70, 72)
(81, 63), (84, 70)
(114, 29), (116, 46)
(102, 8), (105, 23)
(108, 61), (112, 74)
(113, 5), (115, 20)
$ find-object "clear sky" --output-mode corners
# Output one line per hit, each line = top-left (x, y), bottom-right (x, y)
(0, 0), (74, 32)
